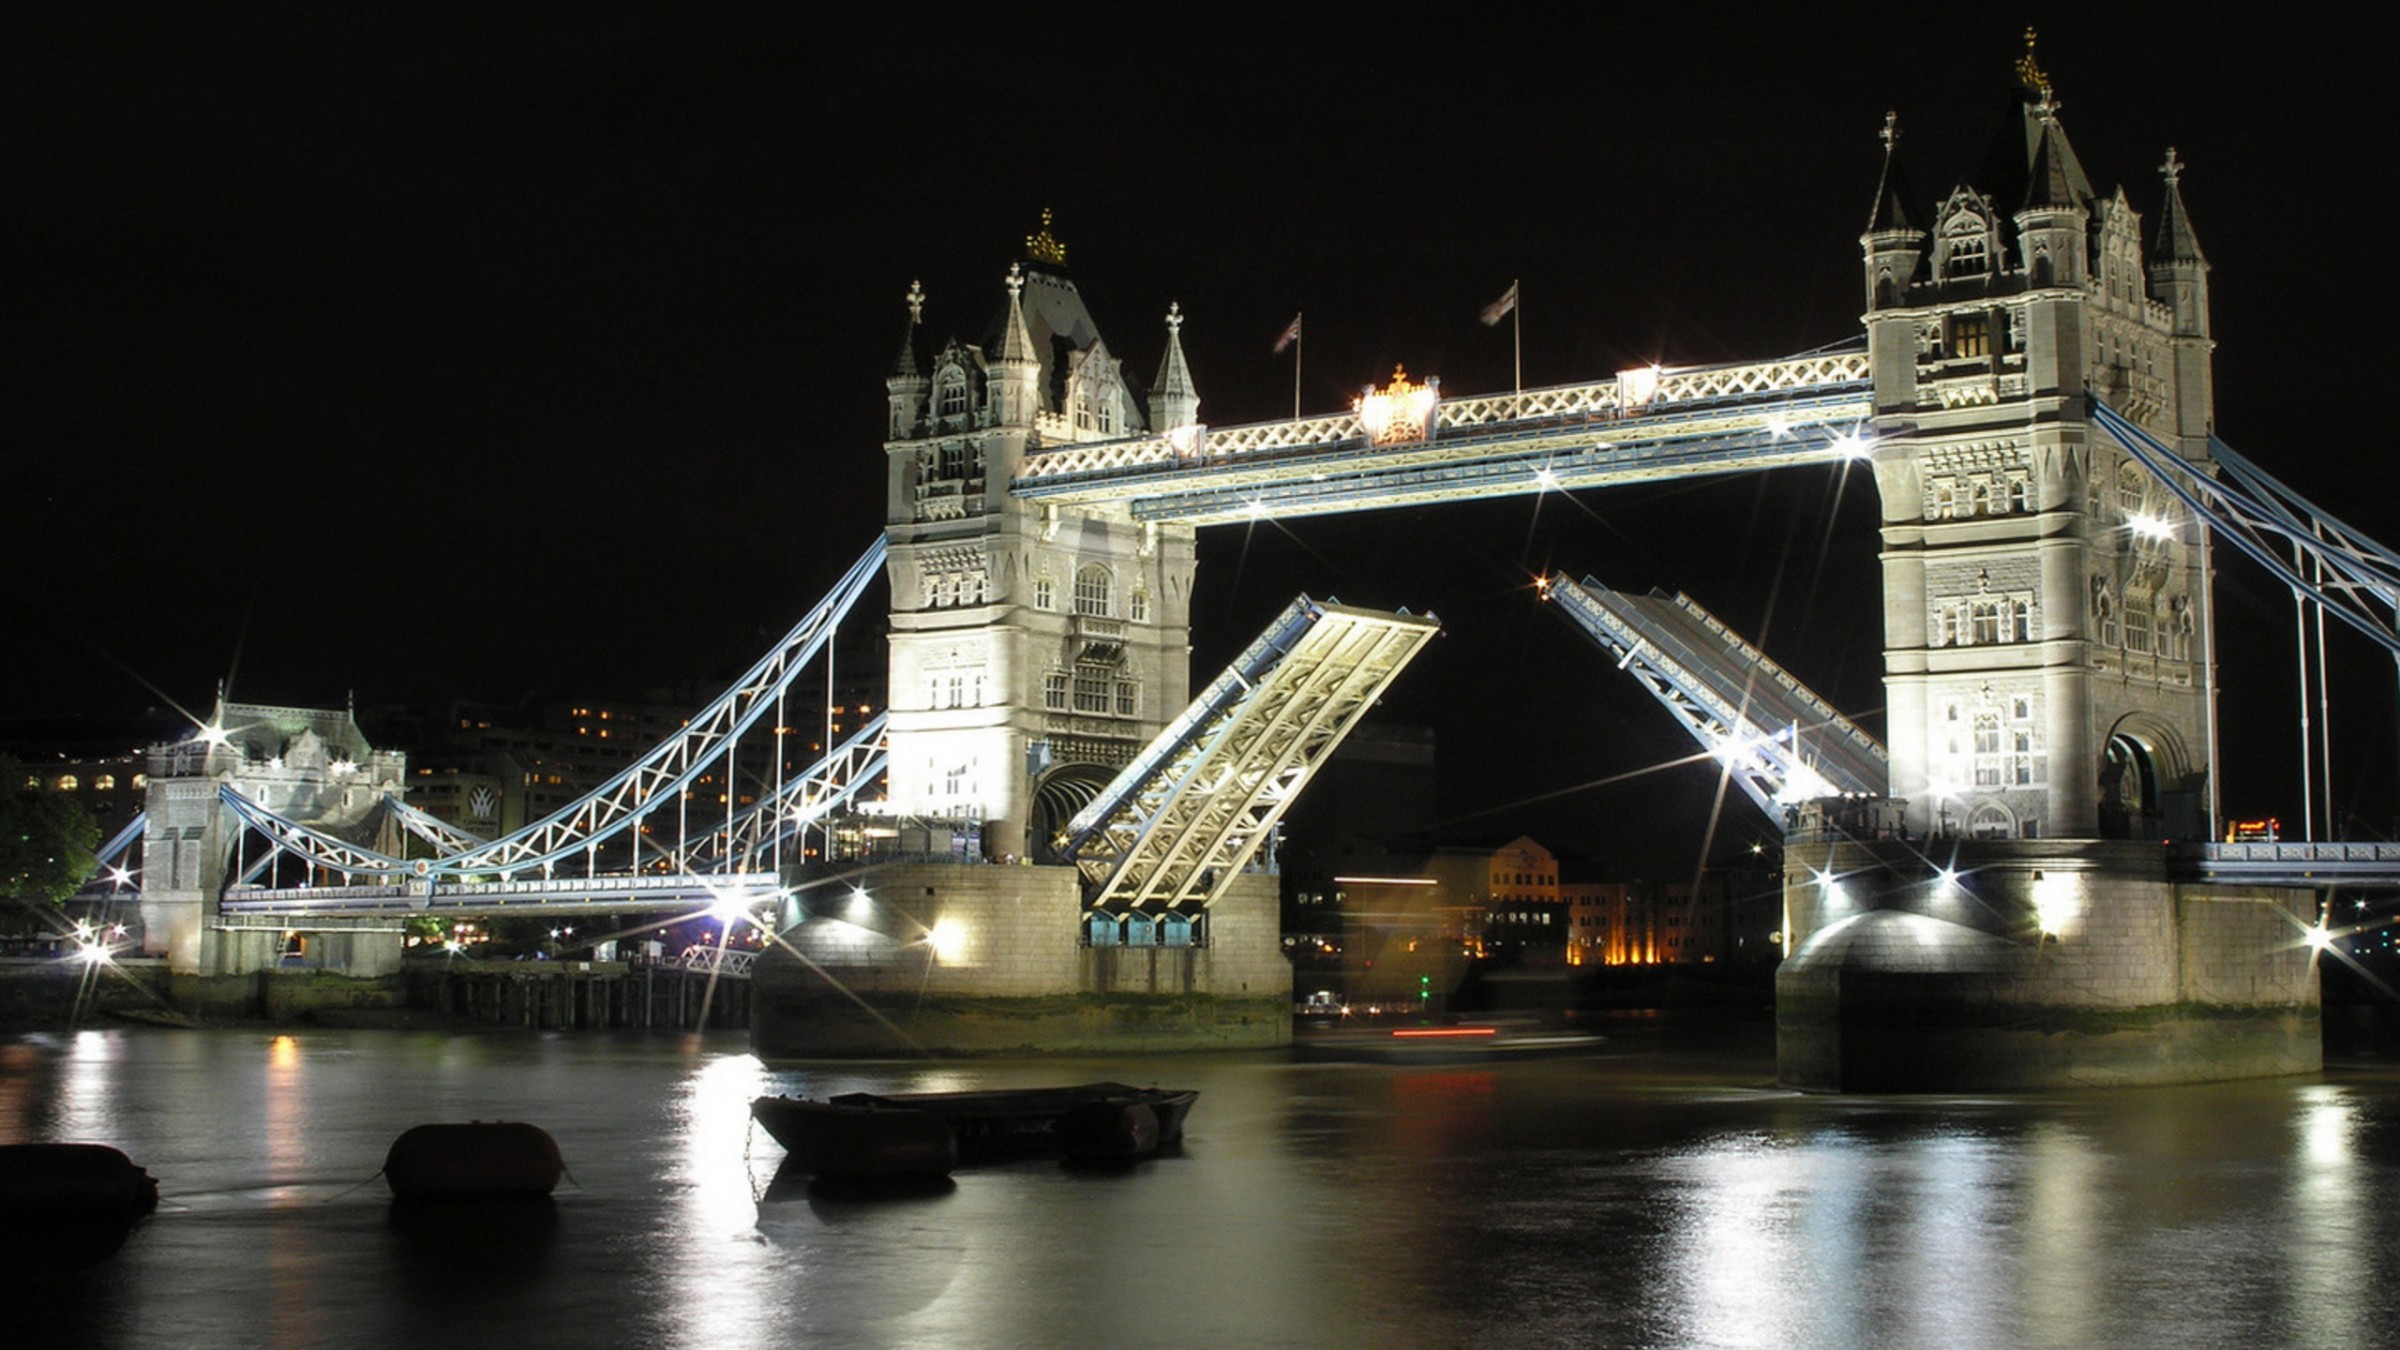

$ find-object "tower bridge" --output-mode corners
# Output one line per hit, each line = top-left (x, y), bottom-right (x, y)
(85, 47), (2396, 1080)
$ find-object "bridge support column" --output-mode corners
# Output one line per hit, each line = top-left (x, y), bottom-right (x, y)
(1777, 837), (2320, 1090)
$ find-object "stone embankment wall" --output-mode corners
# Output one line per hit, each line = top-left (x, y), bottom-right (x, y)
(752, 864), (1292, 1056)
(1777, 839), (2320, 1090)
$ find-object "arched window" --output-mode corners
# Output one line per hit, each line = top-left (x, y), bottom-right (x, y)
(1073, 565), (1112, 617)
(934, 369), (969, 425)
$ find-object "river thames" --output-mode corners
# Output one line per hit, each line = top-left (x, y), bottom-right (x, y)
(7, 1013), (2397, 1349)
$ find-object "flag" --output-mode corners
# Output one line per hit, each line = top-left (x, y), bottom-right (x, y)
(1272, 313), (1302, 355)
(1480, 280), (1519, 327)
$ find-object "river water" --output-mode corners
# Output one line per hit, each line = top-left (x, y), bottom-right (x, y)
(6, 1014), (2397, 1350)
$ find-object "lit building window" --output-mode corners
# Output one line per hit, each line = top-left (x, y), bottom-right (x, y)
(1074, 565), (1112, 618)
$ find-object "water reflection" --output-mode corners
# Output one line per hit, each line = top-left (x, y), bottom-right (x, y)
(2, 1027), (2396, 1349)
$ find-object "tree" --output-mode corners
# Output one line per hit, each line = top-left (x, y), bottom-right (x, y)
(1, 758), (103, 903)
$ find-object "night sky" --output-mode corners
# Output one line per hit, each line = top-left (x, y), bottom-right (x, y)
(10, 10), (2394, 874)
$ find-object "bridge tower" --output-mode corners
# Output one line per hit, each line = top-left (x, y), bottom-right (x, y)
(1777, 41), (2317, 1091)
(880, 218), (1200, 859)
(139, 699), (408, 995)
(1863, 41), (2216, 844)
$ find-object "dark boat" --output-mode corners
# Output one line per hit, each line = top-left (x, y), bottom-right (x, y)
(751, 1082), (1197, 1180)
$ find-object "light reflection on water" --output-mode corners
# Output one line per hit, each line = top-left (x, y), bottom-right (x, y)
(6, 1021), (2397, 1350)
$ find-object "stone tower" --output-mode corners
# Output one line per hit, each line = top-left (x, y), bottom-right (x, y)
(881, 217), (1201, 858)
(1862, 38), (2216, 843)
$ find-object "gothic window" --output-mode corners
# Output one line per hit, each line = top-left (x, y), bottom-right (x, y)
(1933, 190), (2000, 284)
(934, 370), (969, 425)
(2117, 464), (2146, 519)
(2007, 474), (2033, 515)
(1034, 575), (1055, 610)
(1114, 680), (1137, 716)
(2125, 596), (2155, 653)
(946, 674), (965, 708)
(1130, 589), (1151, 623)
(1971, 600), (2003, 646)
(1969, 477), (1994, 516)
(1073, 565), (1112, 617)
(1972, 713), (2003, 787)
(1043, 672), (1069, 711)
(1931, 478), (1959, 519)
(1951, 314), (1992, 358)
(1072, 665), (1112, 714)
(938, 442), (969, 480)
(1948, 233), (1989, 278)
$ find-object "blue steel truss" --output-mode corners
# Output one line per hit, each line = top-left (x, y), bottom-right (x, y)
(1061, 596), (1441, 909)
(2091, 399), (2400, 660)
(209, 538), (887, 896)
(1547, 576), (1887, 819)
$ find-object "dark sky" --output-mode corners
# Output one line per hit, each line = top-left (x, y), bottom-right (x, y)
(9, 10), (2394, 872)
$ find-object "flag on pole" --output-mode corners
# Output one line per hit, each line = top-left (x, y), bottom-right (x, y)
(1480, 280), (1520, 327)
(1272, 313), (1302, 355)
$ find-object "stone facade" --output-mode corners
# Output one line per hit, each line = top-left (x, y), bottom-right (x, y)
(751, 864), (1292, 1055)
(1862, 62), (2215, 843)
(881, 240), (1203, 860)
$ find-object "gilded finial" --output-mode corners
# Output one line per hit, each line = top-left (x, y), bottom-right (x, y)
(2160, 147), (2184, 184)
(906, 279), (925, 324)
(1880, 110), (1900, 153)
(1166, 301), (1183, 332)
(1025, 208), (1068, 266)
(2016, 26), (2052, 100)
(1005, 261), (1024, 299)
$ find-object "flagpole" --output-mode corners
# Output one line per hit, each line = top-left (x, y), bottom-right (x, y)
(1293, 311), (1302, 420)
(1511, 280), (1522, 416)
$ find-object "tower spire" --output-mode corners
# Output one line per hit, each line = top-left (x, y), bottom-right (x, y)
(2155, 148), (2207, 266)
(1149, 301), (1201, 431)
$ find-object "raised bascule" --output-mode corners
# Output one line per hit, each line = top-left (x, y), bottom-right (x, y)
(93, 44), (2400, 1082)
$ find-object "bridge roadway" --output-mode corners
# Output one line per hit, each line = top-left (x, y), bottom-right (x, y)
(2174, 841), (2400, 888)
(1014, 351), (1873, 523)
(215, 871), (782, 920)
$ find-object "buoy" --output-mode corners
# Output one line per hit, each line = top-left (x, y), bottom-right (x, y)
(383, 1122), (563, 1198)
(0, 1142), (160, 1218)
(0, 1143), (159, 1268)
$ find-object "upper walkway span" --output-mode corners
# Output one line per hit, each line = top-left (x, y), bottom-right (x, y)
(1013, 350), (1872, 523)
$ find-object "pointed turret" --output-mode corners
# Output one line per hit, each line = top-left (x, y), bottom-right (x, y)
(1148, 302), (1201, 431)
(2013, 95), (2089, 288)
(2153, 147), (2208, 270)
(1863, 111), (1928, 315)
(2150, 148), (2214, 443)
(989, 263), (1041, 429)
(1861, 112), (1926, 413)
(886, 280), (930, 440)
